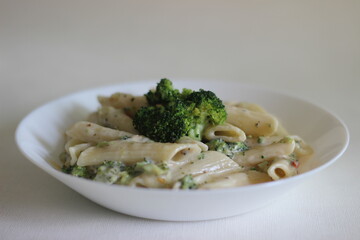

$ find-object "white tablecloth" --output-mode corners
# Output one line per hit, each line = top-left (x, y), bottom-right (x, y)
(1, 1), (359, 239)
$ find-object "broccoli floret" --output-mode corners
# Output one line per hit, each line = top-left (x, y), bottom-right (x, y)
(61, 165), (73, 174)
(184, 89), (227, 140)
(133, 159), (168, 176)
(145, 78), (181, 105)
(133, 103), (192, 142)
(186, 89), (227, 125)
(94, 160), (169, 184)
(71, 166), (90, 178)
(62, 164), (91, 178)
(94, 161), (125, 184)
(180, 88), (193, 99)
(279, 136), (294, 144)
(145, 78), (194, 105)
(134, 79), (227, 142)
(180, 175), (197, 189)
(206, 139), (249, 158)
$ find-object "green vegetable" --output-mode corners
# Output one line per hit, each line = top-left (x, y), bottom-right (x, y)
(180, 175), (197, 189)
(61, 164), (92, 178)
(185, 89), (227, 128)
(65, 159), (170, 185)
(288, 153), (297, 162)
(133, 159), (168, 176)
(71, 166), (90, 178)
(279, 136), (294, 144)
(93, 159), (170, 185)
(94, 161), (125, 184)
(134, 79), (227, 142)
(206, 139), (249, 158)
(115, 171), (132, 185)
(61, 165), (73, 174)
(145, 78), (178, 105)
(198, 152), (205, 160)
(133, 103), (191, 143)
(119, 135), (131, 140)
(97, 141), (110, 148)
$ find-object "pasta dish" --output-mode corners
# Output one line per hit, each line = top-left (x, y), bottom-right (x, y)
(60, 79), (313, 189)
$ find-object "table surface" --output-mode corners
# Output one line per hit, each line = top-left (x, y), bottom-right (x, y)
(1, 0), (359, 239)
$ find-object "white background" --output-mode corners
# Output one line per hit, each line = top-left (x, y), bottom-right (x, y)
(1, 0), (359, 239)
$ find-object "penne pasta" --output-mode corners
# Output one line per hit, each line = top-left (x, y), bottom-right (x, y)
(234, 138), (296, 166)
(198, 170), (272, 189)
(68, 142), (94, 166)
(129, 174), (168, 188)
(169, 151), (241, 184)
(291, 135), (314, 157)
(176, 136), (209, 152)
(96, 106), (138, 134)
(198, 172), (250, 189)
(66, 121), (134, 143)
(245, 135), (284, 148)
(224, 102), (266, 113)
(267, 157), (297, 180)
(77, 141), (202, 166)
(204, 123), (246, 142)
(98, 93), (147, 117)
(226, 105), (279, 136)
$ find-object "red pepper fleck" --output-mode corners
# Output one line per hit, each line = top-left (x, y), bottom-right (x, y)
(291, 161), (299, 168)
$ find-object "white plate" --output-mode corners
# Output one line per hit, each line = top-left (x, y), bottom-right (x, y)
(15, 80), (349, 221)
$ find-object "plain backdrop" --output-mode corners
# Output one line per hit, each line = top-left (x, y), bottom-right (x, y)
(1, 1), (359, 239)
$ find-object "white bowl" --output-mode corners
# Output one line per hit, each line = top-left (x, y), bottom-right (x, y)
(15, 80), (349, 221)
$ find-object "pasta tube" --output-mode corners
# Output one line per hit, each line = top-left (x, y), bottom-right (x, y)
(98, 93), (147, 117)
(68, 143), (93, 166)
(177, 136), (209, 151)
(267, 158), (297, 180)
(66, 121), (133, 143)
(204, 123), (246, 142)
(225, 102), (266, 113)
(234, 138), (296, 165)
(226, 106), (278, 136)
(199, 172), (250, 189)
(96, 106), (138, 134)
(77, 141), (202, 166)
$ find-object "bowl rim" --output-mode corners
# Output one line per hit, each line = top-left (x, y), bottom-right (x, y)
(15, 79), (350, 195)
